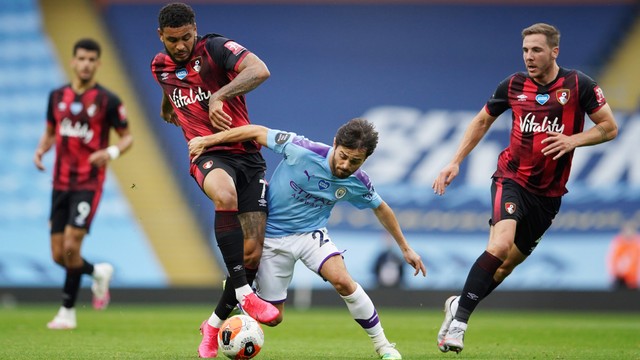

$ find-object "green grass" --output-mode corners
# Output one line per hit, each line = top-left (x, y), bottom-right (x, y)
(1, 304), (639, 359)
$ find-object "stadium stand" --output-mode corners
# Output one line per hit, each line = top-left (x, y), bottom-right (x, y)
(0, 0), (64, 230)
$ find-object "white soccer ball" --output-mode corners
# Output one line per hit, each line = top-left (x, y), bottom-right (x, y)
(218, 314), (264, 359)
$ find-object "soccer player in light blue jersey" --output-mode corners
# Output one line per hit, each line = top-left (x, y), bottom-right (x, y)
(189, 118), (426, 360)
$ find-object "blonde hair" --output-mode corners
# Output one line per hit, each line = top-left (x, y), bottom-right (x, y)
(522, 23), (560, 48)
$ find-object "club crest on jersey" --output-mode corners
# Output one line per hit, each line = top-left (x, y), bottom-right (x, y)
(202, 160), (214, 170)
(70, 102), (83, 115)
(556, 89), (570, 105)
(191, 57), (202, 73)
(505, 202), (516, 215)
(335, 187), (347, 199)
(318, 180), (330, 190)
(87, 104), (97, 117)
(175, 68), (188, 80)
(535, 94), (549, 105)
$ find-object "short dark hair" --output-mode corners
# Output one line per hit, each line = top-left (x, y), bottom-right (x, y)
(73, 38), (101, 57)
(522, 23), (560, 48)
(158, 2), (195, 29)
(334, 118), (379, 157)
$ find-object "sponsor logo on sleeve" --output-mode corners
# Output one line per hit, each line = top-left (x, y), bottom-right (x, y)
(118, 104), (127, 121)
(594, 86), (605, 105)
(275, 132), (291, 144)
(224, 41), (246, 56)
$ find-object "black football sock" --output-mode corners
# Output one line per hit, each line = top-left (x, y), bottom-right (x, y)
(245, 266), (258, 286)
(80, 258), (94, 275)
(456, 251), (503, 323)
(214, 275), (239, 320)
(62, 266), (83, 308)
(484, 279), (501, 298)
(215, 210), (247, 289)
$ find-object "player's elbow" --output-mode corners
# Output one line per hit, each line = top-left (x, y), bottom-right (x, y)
(608, 123), (619, 141)
(256, 67), (270, 83)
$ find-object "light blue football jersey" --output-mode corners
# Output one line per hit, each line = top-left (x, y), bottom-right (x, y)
(265, 129), (382, 237)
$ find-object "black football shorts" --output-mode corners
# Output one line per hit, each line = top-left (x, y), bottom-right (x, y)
(489, 177), (561, 256)
(191, 152), (268, 214)
(50, 189), (100, 233)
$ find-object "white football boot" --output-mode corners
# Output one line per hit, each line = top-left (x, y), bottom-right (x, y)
(437, 295), (459, 352)
(91, 263), (114, 310)
(47, 306), (76, 330)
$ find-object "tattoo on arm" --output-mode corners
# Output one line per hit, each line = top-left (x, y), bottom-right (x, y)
(595, 124), (608, 142)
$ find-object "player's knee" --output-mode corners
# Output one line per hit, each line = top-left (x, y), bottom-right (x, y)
(332, 278), (356, 296)
(211, 190), (238, 209)
(51, 253), (64, 266)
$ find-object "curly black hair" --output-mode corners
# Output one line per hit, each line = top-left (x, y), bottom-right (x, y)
(335, 118), (379, 157)
(158, 2), (195, 29)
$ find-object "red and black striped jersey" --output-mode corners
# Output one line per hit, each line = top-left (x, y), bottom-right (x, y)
(150, 34), (261, 158)
(46, 84), (128, 191)
(485, 67), (606, 197)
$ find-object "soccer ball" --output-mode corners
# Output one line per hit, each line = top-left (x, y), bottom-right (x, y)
(218, 314), (264, 359)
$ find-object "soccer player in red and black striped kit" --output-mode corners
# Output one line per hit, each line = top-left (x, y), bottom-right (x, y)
(34, 38), (133, 330)
(432, 23), (618, 353)
(151, 3), (278, 358)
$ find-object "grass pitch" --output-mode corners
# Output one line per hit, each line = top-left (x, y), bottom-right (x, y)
(1, 304), (638, 359)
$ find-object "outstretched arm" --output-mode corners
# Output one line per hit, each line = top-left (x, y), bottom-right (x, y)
(432, 108), (497, 196)
(373, 201), (427, 277)
(188, 124), (269, 161)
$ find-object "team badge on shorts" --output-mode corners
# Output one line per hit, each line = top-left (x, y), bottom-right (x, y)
(203, 160), (214, 170)
(505, 202), (516, 215)
(556, 89), (570, 105)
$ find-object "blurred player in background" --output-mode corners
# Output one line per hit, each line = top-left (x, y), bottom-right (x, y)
(432, 23), (618, 353)
(189, 118), (427, 360)
(33, 38), (133, 330)
(150, 3), (278, 357)
(607, 221), (640, 290)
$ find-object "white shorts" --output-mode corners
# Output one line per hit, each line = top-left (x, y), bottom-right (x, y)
(254, 228), (342, 303)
